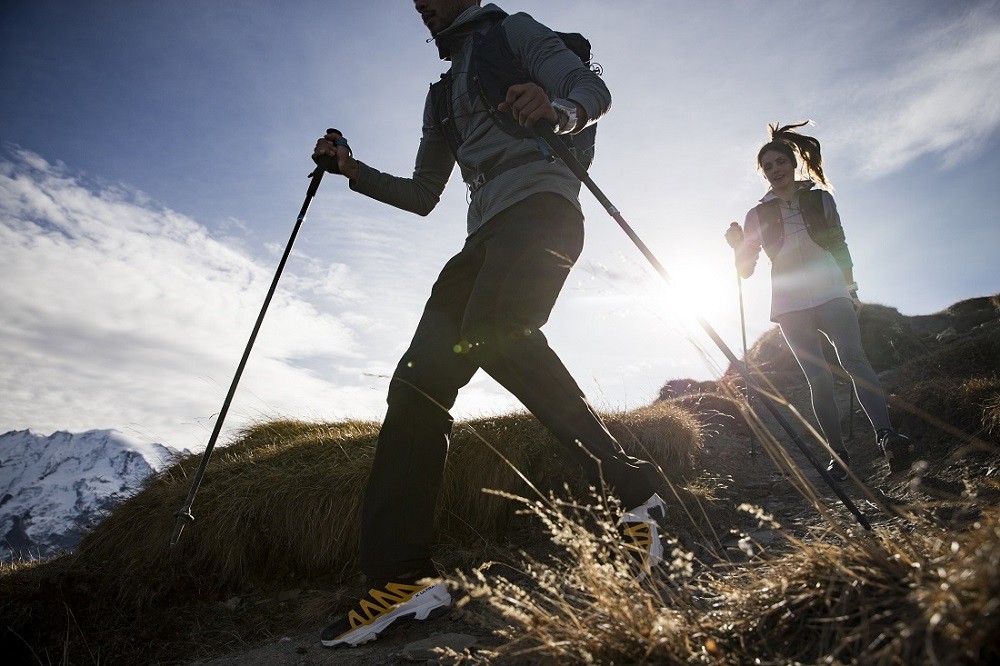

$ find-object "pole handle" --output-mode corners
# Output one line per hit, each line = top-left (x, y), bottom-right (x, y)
(309, 128), (343, 178)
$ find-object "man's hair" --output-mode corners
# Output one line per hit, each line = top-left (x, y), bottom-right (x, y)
(756, 120), (830, 188)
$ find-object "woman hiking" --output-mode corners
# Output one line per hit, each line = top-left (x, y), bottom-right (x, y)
(725, 121), (916, 480)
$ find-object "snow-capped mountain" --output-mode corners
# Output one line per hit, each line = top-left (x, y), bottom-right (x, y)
(0, 429), (180, 561)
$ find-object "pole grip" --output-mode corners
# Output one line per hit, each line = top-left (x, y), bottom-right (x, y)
(310, 128), (343, 177)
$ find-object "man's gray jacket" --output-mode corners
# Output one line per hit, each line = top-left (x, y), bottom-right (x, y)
(349, 3), (612, 236)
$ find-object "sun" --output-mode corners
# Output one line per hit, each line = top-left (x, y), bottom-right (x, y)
(655, 257), (742, 325)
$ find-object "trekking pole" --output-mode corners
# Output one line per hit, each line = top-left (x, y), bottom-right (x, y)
(170, 131), (341, 548)
(735, 267), (758, 456)
(536, 125), (872, 531)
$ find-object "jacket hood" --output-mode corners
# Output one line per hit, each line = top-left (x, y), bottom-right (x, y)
(433, 3), (507, 60)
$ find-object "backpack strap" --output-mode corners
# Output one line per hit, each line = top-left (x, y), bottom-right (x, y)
(429, 11), (598, 171)
(427, 12), (513, 161)
(470, 13), (531, 140)
(799, 189), (825, 230)
(429, 73), (461, 160)
(800, 189), (853, 271)
(754, 199), (783, 261)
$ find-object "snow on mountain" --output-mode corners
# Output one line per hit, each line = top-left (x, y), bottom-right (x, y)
(0, 428), (181, 561)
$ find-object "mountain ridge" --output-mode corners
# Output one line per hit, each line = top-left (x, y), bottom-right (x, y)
(0, 428), (181, 561)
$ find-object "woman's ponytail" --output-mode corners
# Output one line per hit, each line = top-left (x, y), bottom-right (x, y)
(758, 120), (831, 189)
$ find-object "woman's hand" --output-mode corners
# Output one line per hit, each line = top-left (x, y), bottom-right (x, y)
(848, 282), (862, 315)
(725, 222), (744, 249)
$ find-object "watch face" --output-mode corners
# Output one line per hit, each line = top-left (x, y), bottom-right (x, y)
(552, 100), (577, 132)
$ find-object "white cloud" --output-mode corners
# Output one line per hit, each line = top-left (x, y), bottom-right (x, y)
(836, 5), (1000, 175)
(0, 149), (389, 450)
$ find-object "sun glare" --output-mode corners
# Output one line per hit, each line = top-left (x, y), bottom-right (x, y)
(656, 257), (739, 325)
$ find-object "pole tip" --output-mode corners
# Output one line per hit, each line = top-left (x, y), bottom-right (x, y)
(170, 509), (195, 548)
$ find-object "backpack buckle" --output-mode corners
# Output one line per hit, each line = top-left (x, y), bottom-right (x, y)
(468, 172), (486, 193)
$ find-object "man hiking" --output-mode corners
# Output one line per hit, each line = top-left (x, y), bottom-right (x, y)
(314, 0), (667, 647)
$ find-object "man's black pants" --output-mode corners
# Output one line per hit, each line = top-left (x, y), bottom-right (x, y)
(358, 192), (658, 579)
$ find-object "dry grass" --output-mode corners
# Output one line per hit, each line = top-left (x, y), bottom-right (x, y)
(664, 391), (747, 437)
(449, 492), (1000, 665)
(891, 376), (1000, 451)
(717, 510), (1000, 665)
(0, 405), (705, 664)
(454, 491), (707, 665)
(885, 325), (1000, 388)
(3, 296), (998, 665)
(880, 328), (1000, 462)
(78, 419), (379, 599)
(855, 303), (932, 372)
(441, 401), (702, 544)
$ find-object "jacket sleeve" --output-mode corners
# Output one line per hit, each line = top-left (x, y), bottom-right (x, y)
(822, 192), (854, 273)
(735, 208), (763, 279)
(348, 89), (456, 217)
(502, 13), (612, 128)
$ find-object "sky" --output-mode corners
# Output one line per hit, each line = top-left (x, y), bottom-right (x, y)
(1, 1), (998, 453)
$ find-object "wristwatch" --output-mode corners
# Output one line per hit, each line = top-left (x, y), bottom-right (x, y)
(551, 98), (578, 134)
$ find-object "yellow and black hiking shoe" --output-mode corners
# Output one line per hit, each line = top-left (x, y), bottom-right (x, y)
(320, 576), (452, 648)
(619, 492), (667, 575)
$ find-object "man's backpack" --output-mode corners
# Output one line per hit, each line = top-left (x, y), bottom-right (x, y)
(429, 11), (600, 171)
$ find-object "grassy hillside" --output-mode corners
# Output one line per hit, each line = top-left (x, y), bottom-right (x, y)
(2, 296), (998, 665)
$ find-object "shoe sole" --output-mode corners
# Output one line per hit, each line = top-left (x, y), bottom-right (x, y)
(321, 583), (452, 648)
